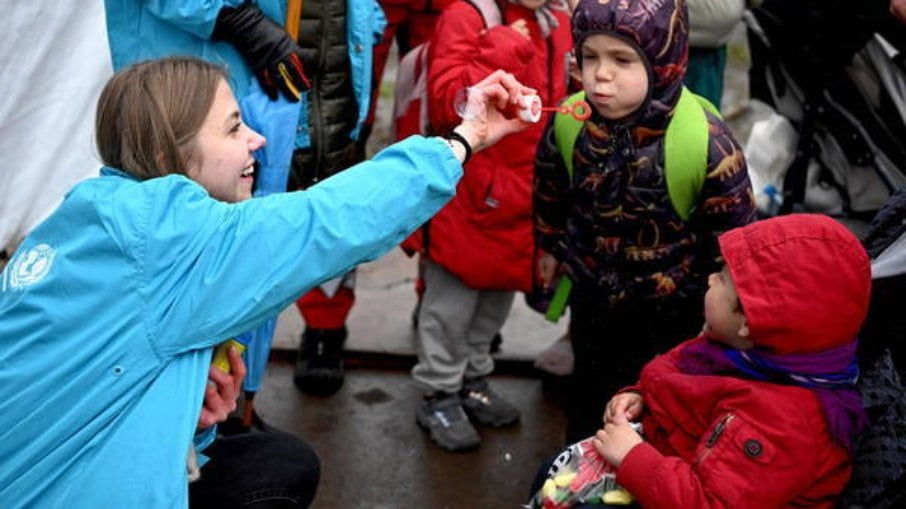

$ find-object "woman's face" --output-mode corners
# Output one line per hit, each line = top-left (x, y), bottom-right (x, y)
(185, 79), (265, 203)
(580, 33), (649, 120)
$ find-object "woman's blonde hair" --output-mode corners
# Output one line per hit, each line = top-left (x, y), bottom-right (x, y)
(95, 56), (227, 180)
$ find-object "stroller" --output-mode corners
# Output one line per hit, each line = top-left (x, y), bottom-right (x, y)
(742, 0), (906, 234)
(743, 3), (906, 506)
(839, 190), (906, 509)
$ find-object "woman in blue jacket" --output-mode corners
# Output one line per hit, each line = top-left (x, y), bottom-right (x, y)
(0, 57), (531, 508)
(104, 0), (388, 405)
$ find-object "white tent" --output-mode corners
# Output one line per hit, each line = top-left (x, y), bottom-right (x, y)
(1, 2), (113, 253)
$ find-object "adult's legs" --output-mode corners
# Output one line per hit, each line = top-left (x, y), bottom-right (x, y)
(189, 430), (320, 508)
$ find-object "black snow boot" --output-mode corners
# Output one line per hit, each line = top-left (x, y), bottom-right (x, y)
(294, 327), (347, 395)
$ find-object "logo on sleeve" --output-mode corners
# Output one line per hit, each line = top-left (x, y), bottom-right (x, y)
(8, 244), (56, 289)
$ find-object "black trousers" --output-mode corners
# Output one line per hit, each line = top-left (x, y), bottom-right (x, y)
(564, 291), (704, 444)
(189, 429), (320, 508)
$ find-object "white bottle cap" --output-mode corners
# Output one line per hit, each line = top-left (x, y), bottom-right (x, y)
(518, 94), (542, 123)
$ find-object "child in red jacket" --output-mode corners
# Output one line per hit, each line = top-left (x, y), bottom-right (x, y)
(587, 214), (870, 508)
(406, 0), (573, 452)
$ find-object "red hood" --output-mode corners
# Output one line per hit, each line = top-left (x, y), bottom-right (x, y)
(718, 214), (871, 355)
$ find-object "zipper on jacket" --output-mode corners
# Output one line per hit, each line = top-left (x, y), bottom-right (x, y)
(706, 413), (734, 447)
(695, 413), (734, 465)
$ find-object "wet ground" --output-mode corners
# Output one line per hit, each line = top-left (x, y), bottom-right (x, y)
(255, 364), (567, 508)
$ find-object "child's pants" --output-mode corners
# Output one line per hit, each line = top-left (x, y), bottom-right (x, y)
(565, 290), (704, 444)
(412, 260), (515, 394)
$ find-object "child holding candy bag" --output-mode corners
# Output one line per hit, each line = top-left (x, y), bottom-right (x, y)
(530, 214), (870, 508)
(404, 0), (573, 451)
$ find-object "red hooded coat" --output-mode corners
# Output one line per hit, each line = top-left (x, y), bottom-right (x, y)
(401, 0), (572, 291)
(615, 215), (871, 508)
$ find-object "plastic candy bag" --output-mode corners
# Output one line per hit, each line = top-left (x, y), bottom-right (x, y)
(527, 430), (640, 509)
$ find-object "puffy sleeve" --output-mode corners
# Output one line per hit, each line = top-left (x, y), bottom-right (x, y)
(533, 113), (573, 260)
(142, 0), (245, 38)
(120, 136), (461, 355)
(690, 114), (757, 272)
(617, 409), (830, 508)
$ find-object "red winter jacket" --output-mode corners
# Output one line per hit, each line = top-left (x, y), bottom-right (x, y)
(618, 337), (853, 509)
(614, 215), (872, 508)
(401, 0), (572, 291)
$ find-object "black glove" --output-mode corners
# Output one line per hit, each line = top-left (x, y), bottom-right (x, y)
(213, 2), (310, 101)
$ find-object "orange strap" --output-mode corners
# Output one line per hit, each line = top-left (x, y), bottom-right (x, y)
(285, 0), (303, 40)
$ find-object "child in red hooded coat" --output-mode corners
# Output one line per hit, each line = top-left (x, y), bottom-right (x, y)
(586, 214), (870, 508)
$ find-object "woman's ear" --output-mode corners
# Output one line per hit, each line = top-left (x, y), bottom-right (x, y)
(155, 152), (170, 176)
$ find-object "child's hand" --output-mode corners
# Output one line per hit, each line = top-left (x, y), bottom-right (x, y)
(508, 18), (530, 39)
(197, 346), (246, 429)
(892, 0), (906, 25)
(604, 391), (643, 424)
(538, 251), (561, 288)
(593, 414), (643, 468)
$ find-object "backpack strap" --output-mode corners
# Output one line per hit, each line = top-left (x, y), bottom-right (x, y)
(464, 0), (503, 28)
(664, 86), (720, 221)
(553, 91), (587, 181)
(545, 91), (585, 322)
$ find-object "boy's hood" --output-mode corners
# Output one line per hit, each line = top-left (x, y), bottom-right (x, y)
(718, 214), (871, 355)
(572, 0), (688, 129)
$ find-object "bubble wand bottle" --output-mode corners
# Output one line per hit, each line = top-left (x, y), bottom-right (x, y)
(454, 87), (592, 123)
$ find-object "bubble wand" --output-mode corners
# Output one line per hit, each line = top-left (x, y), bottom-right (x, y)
(455, 87), (592, 123)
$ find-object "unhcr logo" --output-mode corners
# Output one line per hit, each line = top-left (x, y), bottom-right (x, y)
(5, 244), (55, 290)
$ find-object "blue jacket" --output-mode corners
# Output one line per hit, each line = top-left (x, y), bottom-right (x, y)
(0, 137), (459, 508)
(103, 0), (387, 392)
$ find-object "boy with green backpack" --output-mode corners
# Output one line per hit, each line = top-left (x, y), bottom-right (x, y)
(533, 0), (758, 444)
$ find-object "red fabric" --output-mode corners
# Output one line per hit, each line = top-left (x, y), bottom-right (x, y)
(615, 337), (854, 509)
(367, 0), (456, 126)
(401, 0), (572, 291)
(718, 214), (871, 354)
(295, 287), (355, 329)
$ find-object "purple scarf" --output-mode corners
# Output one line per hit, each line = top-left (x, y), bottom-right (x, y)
(677, 338), (868, 452)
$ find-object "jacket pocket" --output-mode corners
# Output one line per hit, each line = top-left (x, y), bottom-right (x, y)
(695, 413), (776, 468)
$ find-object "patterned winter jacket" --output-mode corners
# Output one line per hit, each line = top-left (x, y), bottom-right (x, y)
(402, 0), (572, 291)
(534, 0), (756, 307)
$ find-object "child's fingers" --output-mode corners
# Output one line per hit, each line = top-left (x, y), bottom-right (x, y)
(610, 413), (629, 426)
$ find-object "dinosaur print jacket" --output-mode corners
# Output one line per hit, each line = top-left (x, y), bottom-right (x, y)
(533, 0), (757, 308)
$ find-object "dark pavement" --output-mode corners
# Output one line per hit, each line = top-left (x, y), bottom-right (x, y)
(255, 361), (568, 508)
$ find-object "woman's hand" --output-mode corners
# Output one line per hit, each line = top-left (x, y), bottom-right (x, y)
(197, 346), (246, 429)
(453, 70), (537, 153)
(603, 391), (644, 424)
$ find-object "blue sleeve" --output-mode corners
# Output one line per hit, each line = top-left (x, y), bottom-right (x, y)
(141, 136), (461, 354)
(142, 0), (245, 38)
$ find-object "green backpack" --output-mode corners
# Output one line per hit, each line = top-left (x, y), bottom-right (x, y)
(544, 86), (720, 322)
